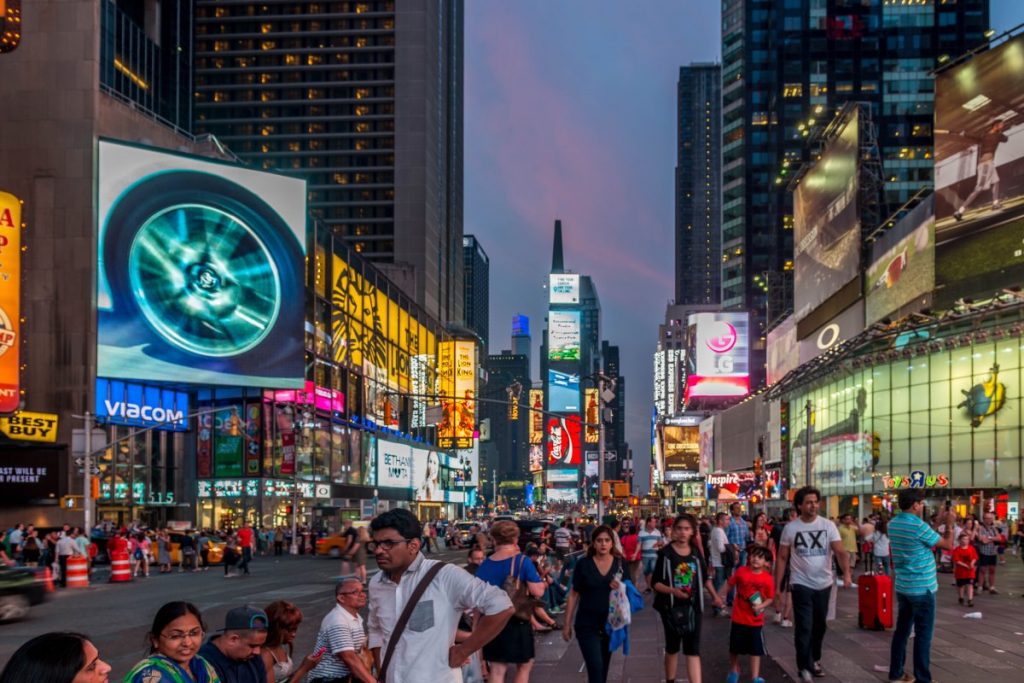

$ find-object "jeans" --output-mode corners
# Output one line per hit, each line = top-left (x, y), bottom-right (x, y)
(240, 547), (252, 574)
(712, 566), (728, 613)
(545, 582), (567, 610)
(576, 629), (612, 683)
(889, 591), (936, 683)
(791, 583), (831, 674)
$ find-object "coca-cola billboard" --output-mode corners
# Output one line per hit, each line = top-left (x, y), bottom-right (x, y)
(546, 415), (581, 466)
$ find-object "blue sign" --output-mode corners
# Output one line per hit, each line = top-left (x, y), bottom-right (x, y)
(95, 378), (190, 431)
(525, 483), (535, 508)
(547, 369), (580, 412)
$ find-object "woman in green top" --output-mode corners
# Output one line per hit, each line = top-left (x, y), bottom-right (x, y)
(125, 602), (220, 683)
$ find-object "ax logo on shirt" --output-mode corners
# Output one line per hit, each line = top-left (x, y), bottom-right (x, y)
(792, 530), (828, 557)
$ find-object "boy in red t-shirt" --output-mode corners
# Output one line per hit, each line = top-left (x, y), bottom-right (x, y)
(717, 545), (775, 683)
(952, 532), (979, 607)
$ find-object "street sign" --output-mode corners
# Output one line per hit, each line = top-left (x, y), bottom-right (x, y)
(71, 428), (107, 455)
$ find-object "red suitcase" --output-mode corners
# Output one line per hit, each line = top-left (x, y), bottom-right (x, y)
(857, 573), (894, 630)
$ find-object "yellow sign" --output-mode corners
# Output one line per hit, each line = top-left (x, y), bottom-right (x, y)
(438, 340), (475, 448)
(529, 389), (544, 444)
(0, 410), (58, 442)
(585, 388), (599, 443)
(0, 191), (21, 413)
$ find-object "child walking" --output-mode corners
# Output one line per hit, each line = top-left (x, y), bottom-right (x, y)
(952, 532), (979, 607)
(718, 545), (775, 683)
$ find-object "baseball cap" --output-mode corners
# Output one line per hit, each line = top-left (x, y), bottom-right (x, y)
(219, 606), (269, 633)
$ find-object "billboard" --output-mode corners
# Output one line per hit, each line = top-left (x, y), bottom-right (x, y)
(95, 378), (189, 431)
(529, 389), (544, 444)
(797, 301), (864, 366)
(528, 445), (544, 473)
(698, 417), (715, 475)
(97, 140), (307, 387)
(376, 440), (413, 489)
(584, 388), (599, 443)
(685, 312), (750, 400)
(438, 340), (475, 449)
(663, 424), (701, 482)
(549, 273), (580, 304)
(793, 108), (860, 321)
(0, 191), (21, 413)
(865, 196), (934, 325)
(766, 315), (798, 386)
(546, 488), (579, 504)
(585, 452), (599, 489)
(547, 414), (581, 466)
(934, 35), (1024, 306)
(453, 445), (479, 487)
(547, 369), (580, 412)
(547, 468), (578, 483)
(0, 449), (61, 502)
(707, 471), (758, 500)
(548, 310), (581, 361)
(411, 447), (443, 501)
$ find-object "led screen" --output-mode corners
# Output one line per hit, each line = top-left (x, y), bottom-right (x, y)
(793, 108), (860, 321)
(376, 440), (413, 489)
(438, 340), (476, 449)
(584, 387), (599, 443)
(548, 310), (581, 361)
(865, 196), (934, 325)
(97, 140), (307, 387)
(549, 273), (580, 304)
(685, 312), (750, 400)
(529, 389), (544, 444)
(766, 315), (798, 386)
(934, 35), (1024, 306)
(546, 488), (579, 504)
(547, 369), (580, 412)
(663, 425), (701, 482)
(547, 468), (578, 483)
(411, 447), (443, 502)
(547, 414), (581, 466)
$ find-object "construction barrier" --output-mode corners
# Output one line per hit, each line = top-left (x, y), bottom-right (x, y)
(65, 555), (89, 588)
(110, 551), (132, 583)
(33, 566), (55, 593)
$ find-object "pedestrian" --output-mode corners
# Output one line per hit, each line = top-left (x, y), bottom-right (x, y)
(465, 546), (486, 575)
(340, 519), (360, 576)
(726, 502), (751, 606)
(887, 490), (957, 683)
(157, 531), (172, 574)
(0, 632), (112, 683)
(306, 578), (374, 683)
(650, 514), (724, 683)
(198, 605), (270, 682)
(709, 512), (731, 617)
(237, 522), (254, 576)
(871, 518), (892, 576)
(975, 512), (1004, 593)
(273, 526), (285, 556)
(620, 522), (642, 587)
(751, 513), (772, 554)
(475, 520), (546, 683)
(351, 525), (370, 584)
(180, 531), (197, 572)
(839, 514), (859, 574)
(952, 532), (979, 607)
(0, 531), (15, 567)
(563, 525), (617, 682)
(21, 528), (41, 567)
(224, 534), (240, 578)
(773, 486), (852, 682)
(637, 516), (664, 593)
(197, 531), (211, 570)
(718, 545), (775, 683)
(125, 601), (219, 682)
(553, 521), (573, 560)
(55, 529), (80, 587)
(261, 600), (324, 682)
(366, 509), (514, 683)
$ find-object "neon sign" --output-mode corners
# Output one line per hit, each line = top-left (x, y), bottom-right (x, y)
(882, 471), (949, 489)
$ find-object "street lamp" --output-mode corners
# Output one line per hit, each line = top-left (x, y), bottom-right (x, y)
(595, 373), (617, 523)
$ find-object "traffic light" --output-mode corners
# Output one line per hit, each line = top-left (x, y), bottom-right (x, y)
(90, 476), (100, 499)
(753, 457), (763, 477)
(630, 496), (639, 506)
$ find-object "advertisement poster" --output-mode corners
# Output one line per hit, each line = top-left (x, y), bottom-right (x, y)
(547, 368), (580, 412)
(585, 452), (599, 490)
(453, 445), (479, 487)
(212, 406), (245, 477)
(0, 191), (21, 413)
(549, 273), (580, 304)
(934, 35), (1024, 306)
(698, 417), (715, 475)
(97, 140), (307, 388)
(793, 108), (860, 321)
(584, 388), (599, 443)
(529, 389), (544, 444)
(244, 403), (261, 475)
(663, 424), (701, 482)
(547, 415), (582, 466)
(707, 471), (758, 500)
(865, 196), (935, 325)
(547, 488), (579, 504)
(766, 315), (798, 387)
(0, 450), (61, 502)
(798, 301), (864, 366)
(685, 312), (750, 400)
(438, 340), (476, 449)
(95, 379), (189, 431)
(528, 445), (544, 473)
(411, 447), (443, 501)
(548, 310), (581, 361)
(280, 431), (296, 475)
(376, 440), (413, 489)
(548, 468), (578, 483)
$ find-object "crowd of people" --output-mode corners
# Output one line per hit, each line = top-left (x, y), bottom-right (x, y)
(2, 495), (1022, 683)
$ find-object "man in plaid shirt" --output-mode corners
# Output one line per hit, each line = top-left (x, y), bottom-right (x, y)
(726, 502), (751, 606)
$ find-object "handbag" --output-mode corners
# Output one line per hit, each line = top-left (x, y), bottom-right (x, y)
(378, 561), (446, 682)
(502, 554), (536, 622)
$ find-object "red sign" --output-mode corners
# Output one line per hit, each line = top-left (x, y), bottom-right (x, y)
(280, 431), (296, 475)
(546, 415), (582, 466)
(196, 415), (212, 478)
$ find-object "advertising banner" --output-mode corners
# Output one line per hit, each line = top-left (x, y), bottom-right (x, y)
(0, 191), (21, 413)
(244, 403), (261, 475)
(663, 424), (701, 482)
(529, 389), (544, 444)
(528, 444), (544, 473)
(453, 445), (479, 487)
(584, 388), (599, 443)
(411, 446), (443, 501)
(548, 369), (580, 412)
(707, 471), (758, 500)
(698, 417), (715, 475)
(547, 414), (581, 466)
(797, 301), (864, 366)
(0, 449), (61, 502)
(548, 310), (581, 361)
(865, 196), (934, 325)
(585, 452), (599, 489)
(549, 273), (580, 304)
(794, 107), (860, 322)
(546, 488), (579, 504)
(766, 315), (798, 386)
(0, 411), (58, 443)
(97, 140), (307, 388)
(376, 440), (413, 489)
(280, 431), (296, 475)
(685, 312), (750, 400)
(95, 379), (189, 431)
(438, 340), (476, 449)
(934, 35), (1024, 306)
(548, 468), (578, 483)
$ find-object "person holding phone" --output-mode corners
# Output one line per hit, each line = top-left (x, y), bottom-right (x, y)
(262, 600), (325, 682)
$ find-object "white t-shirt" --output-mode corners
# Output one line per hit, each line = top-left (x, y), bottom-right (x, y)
(779, 516), (841, 590)
(553, 527), (572, 548)
(710, 526), (728, 568)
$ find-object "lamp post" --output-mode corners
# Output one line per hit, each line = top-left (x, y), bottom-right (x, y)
(595, 373), (616, 523)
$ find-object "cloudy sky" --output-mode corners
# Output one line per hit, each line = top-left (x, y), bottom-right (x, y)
(464, 0), (1024, 486)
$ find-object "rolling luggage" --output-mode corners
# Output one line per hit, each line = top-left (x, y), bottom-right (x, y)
(857, 572), (893, 630)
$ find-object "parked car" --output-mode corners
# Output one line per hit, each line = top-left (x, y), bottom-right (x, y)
(448, 521), (478, 548)
(0, 566), (47, 622)
(167, 533), (225, 565)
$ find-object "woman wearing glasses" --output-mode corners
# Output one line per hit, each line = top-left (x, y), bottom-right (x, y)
(261, 600), (324, 682)
(125, 601), (220, 682)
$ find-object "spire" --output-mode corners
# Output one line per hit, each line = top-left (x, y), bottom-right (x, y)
(551, 219), (564, 273)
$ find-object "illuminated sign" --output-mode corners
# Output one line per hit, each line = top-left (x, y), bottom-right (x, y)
(766, 315), (798, 386)
(584, 388), (599, 443)
(548, 369), (580, 412)
(546, 488), (579, 504)
(549, 273), (580, 304)
(548, 468), (578, 483)
(0, 451), (59, 502)
(698, 417), (714, 475)
(97, 140), (307, 388)
(376, 440), (412, 489)
(197, 479), (260, 498)
(265, 380), (344, 414)
(547, 415), (581, 466)
(528, 444), (544, 473)
(685, 312), (750, 401)
(529, 389), (544, 444)
(663, 424), (701, 482)
(0, 411), (58, 443)
(0, 191), (21, 413)
(438, 340), (476, 449)
(548, 310), (581, 361)
(453, 445), (479, 487)
(882, 472), (949, 489)
(707, 471), (758, 499)
(0, 0), (22, 54)
(95, 378), (189, 431)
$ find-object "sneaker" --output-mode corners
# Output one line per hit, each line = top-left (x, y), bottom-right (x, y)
(988, 588), (998, 594)
(813, 662), (825, 678)
(726, 672), (739, 683)
(773, 612), (783, 625)
(954, 211), (964, 221)
(798, 670), (814, 683)
(780, 619), (794, 628)
(753, 678), (765, 683)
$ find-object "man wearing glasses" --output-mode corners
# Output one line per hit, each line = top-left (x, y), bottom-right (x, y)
(307, 577), (375, 683)
(367, 509), (513, 683)
(198, 606), (269, 682)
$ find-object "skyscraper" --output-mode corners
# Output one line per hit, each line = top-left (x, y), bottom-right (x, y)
(192, 0), (465, 323)
(462, 234), (489, 350)
(511, 315), (531, 366)
(483, 351), (530, 480)
(675, 63), (721, 306)
(720, 0), (989, 377)
(601, 341), (626, 481)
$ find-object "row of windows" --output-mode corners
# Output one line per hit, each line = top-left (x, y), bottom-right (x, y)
(199, 85), (394, 102)
(197, 69), (394, 85)
(196, 50), (393, 70)
(197, 18), (394, 34)
(196, 2), (396, 20)
(197, 34), (394, 53)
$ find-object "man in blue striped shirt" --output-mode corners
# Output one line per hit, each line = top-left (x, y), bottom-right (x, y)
(887, 489), (956, 683)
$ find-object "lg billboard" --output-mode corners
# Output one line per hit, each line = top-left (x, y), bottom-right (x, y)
(97, 140), (307, 388)
(685, 312), (750, 401)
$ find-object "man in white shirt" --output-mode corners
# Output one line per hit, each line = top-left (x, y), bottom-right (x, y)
(637, 516), (664, 592)
(709, 512), (730, 616)
(367, 509), (513, 683)
(553, 521), (573, 559)
(307, 577), (374, 683)
(55, 531), (81, 587)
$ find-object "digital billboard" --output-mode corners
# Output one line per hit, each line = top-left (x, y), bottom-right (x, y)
(548, 310), (581, 361)
(698, 417), (715, 475)
(797, 301), (864, 367)
(453, 445), (479, 487)
(411, 447), (443, 501)
(547, 414), (581, 466)
(549, 273), (580, 304)
(95, 378), (189, 431)
(934, 35), (1024, 306)
(766, 315), (798, 386)
(585, 452), (599, 489)
(529, 389), (544, 444)
(438, 340), (476, 449)
(865, 196), (934, 325)
(0, 449), (61, 503)
(546, 488), (579, 504)
(793, 107), (860, 321)
(663, 424), (701, 482)
(548, 369), (580, 412)
(376, 440), (413, 489)
(584, 388), (599, 443)
(97, 140), (307, 387)
(547, 468), (578, 483)
(528, 445), (544, 473)
(685, 312), (750, 400)
(0, 191), (21, 413)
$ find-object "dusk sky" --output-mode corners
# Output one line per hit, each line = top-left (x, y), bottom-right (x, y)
(464, 0), (1024, 485)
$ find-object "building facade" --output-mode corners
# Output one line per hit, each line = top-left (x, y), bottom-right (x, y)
(462, 234), (489, 350)
(482, 352), (530, 482)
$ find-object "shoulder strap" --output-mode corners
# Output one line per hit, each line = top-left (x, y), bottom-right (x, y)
(379, 561), (446, 681)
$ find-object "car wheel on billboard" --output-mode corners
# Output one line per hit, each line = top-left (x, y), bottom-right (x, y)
(102, 171), (304, 367)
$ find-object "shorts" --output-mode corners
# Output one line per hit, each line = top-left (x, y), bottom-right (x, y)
(660, 610), (701, 656)
(955, 577), (975, 587)
(978, 554), (998, 567)
(642, 556), (657, 576)
(729, 623), (766, 656)
(482, 617), (534, 663)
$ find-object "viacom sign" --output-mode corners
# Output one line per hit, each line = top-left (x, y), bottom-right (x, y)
(95, 378), (190, 431)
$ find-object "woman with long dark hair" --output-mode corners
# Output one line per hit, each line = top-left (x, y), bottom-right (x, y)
(562, 525), (624, 683)
(0, 632), (111, 683)
(124, 601), (219, 682)
(261, 600), (323, 682)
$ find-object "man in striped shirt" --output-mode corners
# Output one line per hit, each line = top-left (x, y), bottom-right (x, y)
(887, 489), (956, 683)
(307, 577), (374, 683)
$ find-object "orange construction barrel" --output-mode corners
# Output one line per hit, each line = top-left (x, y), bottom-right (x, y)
(110, 551), (132, 583)
(66, 555), (89, 588)
(35, 566), (55, 593)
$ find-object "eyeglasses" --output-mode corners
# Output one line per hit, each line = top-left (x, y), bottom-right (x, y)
(160, 628), (203, 643)
(367, 539), (411, 552)
(339, 588), (368, 596)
